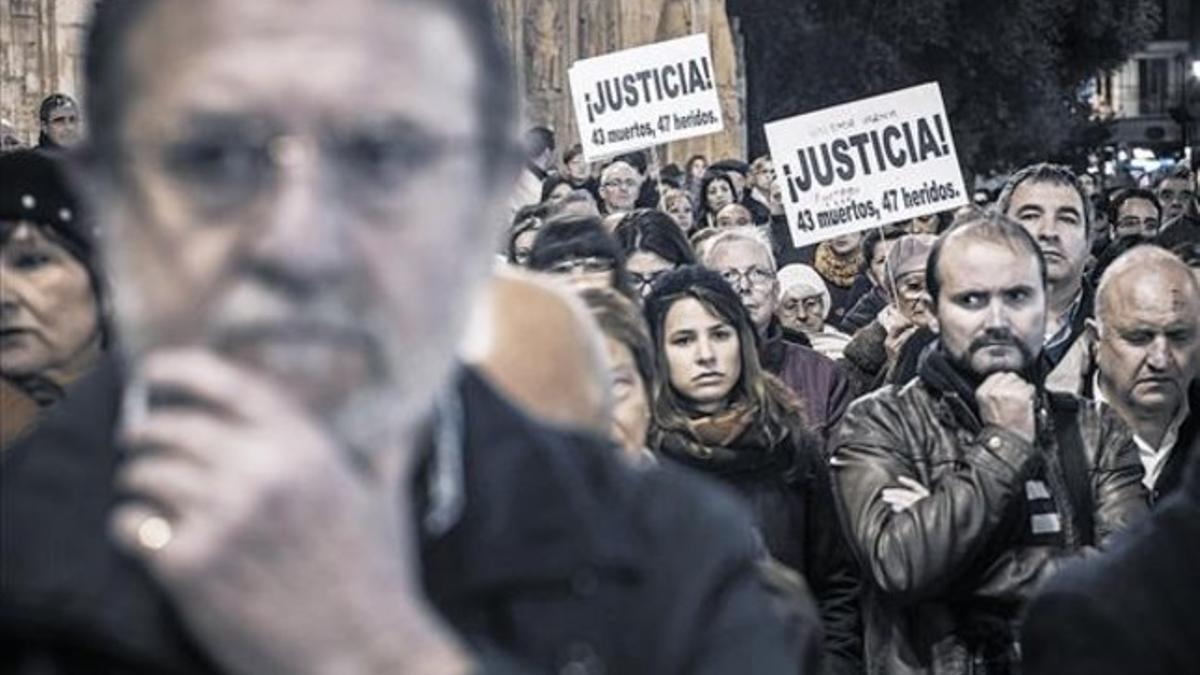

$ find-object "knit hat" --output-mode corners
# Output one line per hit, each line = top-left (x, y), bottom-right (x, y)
(0, 150), (93, 263)
(883, 234), (936, 294)
(776, 264), (831, 319)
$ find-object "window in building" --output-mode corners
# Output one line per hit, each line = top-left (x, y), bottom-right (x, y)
(1138, 58), (1170, 115)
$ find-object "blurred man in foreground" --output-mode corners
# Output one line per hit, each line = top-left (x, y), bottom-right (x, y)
(0, 1), (806, 673)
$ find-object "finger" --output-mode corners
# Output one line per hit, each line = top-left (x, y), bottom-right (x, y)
(116, 454), (211, 516)
(881, 489), (922, 506)
(896, 476), (930, 496)
(882, 495), (920, 508)
(120, 409), (240, 465)
(136, 349), (289, 422)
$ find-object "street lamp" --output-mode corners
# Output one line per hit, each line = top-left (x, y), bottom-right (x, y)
(1193, 59), (1200, 81)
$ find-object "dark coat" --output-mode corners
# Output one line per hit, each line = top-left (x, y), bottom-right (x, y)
(829, 349), (1149, 675)
(0, 360), (814, 674)
(760, 319), (852, 442)
(840, 286), (888, 335)
(1155, 213), (1200, 250)
(1020, 443), (1200, 675)
(1151, 385), (1200, 505)
(654, 418), (863, 675)
(838, 319), (936, 400)
(769, 216), (809, 268)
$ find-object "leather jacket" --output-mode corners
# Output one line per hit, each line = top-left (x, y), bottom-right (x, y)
(829, 349), (1148, 674)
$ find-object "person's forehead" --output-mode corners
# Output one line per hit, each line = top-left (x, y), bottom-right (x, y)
(627, 249), (671, 267)
(3, 221), (55, 247)
(718, 205), (750, 218)
(1106, 268), (1199, 320)
(938, 237), (1039, 291)
(709, 238), (769, 267)
(783, 286), (822, 301)
(1010, 179), (1083, 210)
(667, 297), (724, 327)
(124, 0), (478, 137)
(1158, 178), (1189, 192)
(1118, 197), (1156, 215)
(603, 163), (636, 180)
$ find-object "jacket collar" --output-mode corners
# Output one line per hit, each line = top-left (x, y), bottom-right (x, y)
(918, 345), (985, 432)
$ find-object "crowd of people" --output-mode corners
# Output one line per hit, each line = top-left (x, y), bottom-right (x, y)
(2, 1), (1199, 674)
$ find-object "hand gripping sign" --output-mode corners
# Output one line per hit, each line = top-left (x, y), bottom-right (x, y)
(765, 83), (969, 249)
(569, 34), (725, 163)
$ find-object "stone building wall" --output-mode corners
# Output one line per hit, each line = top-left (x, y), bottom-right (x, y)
(1, 0), (92, 145)
(493, 0), (744, 166)
(1, 1), (744, 162)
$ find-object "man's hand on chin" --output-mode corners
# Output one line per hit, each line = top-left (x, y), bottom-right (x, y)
(110, 348), (474, 675)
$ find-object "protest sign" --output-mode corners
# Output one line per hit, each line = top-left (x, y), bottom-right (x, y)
(764, 82), (968, 249)
(569, 34), (724, 162)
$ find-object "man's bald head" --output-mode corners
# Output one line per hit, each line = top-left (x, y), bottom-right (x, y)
(1096, 246), (1200, 327)
(1093, 245), (1200, 421)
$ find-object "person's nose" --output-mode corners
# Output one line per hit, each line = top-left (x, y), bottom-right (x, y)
(984, 298), (1010, 331)
(695, 336), (716, 367)
(244, 137), (353, 300)
(1033, 214), (1059, 241)
(1145, 336), (1171, 372)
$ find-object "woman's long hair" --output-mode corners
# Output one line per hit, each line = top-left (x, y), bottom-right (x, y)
(643, 266), (805, 447)
(693, 172), (737, 231)
(613, 209), (697, 267)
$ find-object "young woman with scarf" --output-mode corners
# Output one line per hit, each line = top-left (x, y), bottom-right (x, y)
(642, 266), (862, 674)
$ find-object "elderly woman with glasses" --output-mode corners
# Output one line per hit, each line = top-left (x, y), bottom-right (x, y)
(776, 264), (851, 360)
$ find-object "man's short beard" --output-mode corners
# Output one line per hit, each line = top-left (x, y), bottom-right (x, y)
(956, 330), (1039, 378)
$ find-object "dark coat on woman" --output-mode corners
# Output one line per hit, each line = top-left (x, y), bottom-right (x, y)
(654, 415), (863, 675)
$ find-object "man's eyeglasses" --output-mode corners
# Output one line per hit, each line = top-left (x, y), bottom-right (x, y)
(126, 118), (498, 216)
(720, 267), (774, 289)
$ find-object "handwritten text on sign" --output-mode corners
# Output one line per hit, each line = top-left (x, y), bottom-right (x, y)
(764, 82), (968, 249)
(569, 34), (724, 162)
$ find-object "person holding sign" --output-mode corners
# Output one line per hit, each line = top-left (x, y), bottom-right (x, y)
(830, 209), (1146, 675)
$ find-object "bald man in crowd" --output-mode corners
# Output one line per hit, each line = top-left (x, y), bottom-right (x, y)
(1089, 245), (1200, 505)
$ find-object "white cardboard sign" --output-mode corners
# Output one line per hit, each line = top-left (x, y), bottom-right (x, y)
(568, 34), (724, 163)
(764, 82), (968, 249)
